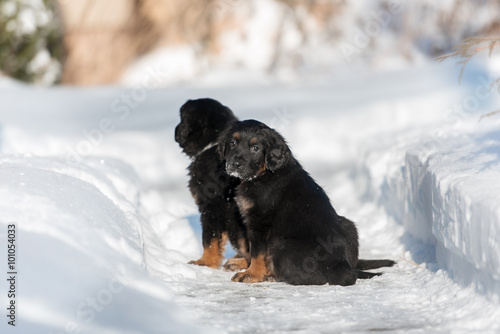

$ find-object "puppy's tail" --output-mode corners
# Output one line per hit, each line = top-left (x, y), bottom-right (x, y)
(355, 270), (382, 279)
(356, 259), (396, 270)
(354, 259), (396, 280)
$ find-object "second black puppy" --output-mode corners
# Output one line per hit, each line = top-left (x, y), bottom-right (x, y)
(218, 120), (394, 285)
(175, 98), (249, 270)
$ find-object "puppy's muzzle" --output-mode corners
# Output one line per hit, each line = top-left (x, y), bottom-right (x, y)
(174, 125), (186, 145)
(226, 160), (241, 172)
(226, 157), (246, 178)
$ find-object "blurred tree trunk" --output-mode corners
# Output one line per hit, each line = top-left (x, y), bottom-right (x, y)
(58, 0), (219, 85)
(59, 0), (149, 84)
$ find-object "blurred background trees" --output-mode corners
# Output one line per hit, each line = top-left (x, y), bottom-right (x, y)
(0, 0), (63, 84)
(1, 0), (500, 86)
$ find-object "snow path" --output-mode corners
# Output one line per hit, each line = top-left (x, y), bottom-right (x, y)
(1, 64), (500, 333)
(158, 165), (500, 334)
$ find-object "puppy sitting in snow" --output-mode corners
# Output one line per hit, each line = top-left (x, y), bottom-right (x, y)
(218, 120), (395, 285)
(175, 98), (250, 271)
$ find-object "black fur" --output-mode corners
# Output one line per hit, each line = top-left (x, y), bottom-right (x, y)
(218, 120), (395, 285)
(175, 98), (249, 269)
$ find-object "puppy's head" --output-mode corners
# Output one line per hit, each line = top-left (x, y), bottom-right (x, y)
(218, 120), (291, 181)
(175, 98), (237, 157)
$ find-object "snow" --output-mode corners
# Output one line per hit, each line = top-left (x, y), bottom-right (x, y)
(2, 62), (500, 333)
(382, 132), (500, 298)
(121, 46), (200, 87)
(0, 155), (209, 333)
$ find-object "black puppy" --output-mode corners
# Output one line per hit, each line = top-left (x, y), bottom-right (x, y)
(218, 120), (395, 285)
(175, 98), (250, 270)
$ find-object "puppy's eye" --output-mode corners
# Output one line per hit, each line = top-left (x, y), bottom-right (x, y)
(251, 145), (260, 152)
(229, 140), (237, 147)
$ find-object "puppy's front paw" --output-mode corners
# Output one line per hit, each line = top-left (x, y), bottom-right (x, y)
(224, 257), (250, 272)
(231, 271), (265, 283)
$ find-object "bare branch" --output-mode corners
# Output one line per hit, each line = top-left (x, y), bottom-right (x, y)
(478, 110), (500, 123)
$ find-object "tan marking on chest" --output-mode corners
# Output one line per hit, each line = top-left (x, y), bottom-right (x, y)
(235, 196), (254, 215)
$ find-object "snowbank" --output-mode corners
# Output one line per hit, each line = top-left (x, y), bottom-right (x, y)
(0, 154), (209, 334)
(376, 130), (500, 301)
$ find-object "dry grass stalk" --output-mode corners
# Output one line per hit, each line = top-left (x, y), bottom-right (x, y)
(437, 36), (500, 122)
(436, 37), (500, 84)
(398, 252), (425, 270)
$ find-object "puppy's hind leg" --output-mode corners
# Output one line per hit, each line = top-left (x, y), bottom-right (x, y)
(271, 241), (357, 286)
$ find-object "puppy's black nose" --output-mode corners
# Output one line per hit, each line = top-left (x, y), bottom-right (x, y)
(227, 159), (242, 171)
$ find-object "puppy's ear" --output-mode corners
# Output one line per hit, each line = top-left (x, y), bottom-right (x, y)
(216, 122), (234, 160)
(265, 132), (291, 172)
(216, 137), (226, 161)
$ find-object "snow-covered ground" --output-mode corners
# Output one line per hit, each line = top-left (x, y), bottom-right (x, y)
(1, 62), (500, 333)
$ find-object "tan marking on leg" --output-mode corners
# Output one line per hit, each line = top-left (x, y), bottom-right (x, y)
(189, 232), (228, 269)
(231, 254), (272, 283)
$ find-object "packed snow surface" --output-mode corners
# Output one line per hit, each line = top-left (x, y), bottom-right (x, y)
(1, 63), (500, 333)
